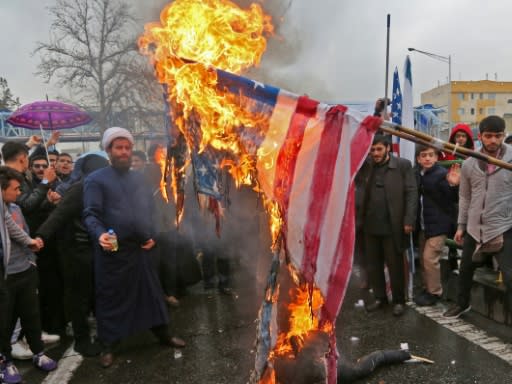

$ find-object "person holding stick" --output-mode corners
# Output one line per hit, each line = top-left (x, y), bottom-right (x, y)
(357, 134), (417, 316)
(444, 115), (512, 318)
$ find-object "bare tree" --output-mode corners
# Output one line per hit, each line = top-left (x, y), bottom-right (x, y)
(34, 0), (164, 135)
(0, 77), (21, 111)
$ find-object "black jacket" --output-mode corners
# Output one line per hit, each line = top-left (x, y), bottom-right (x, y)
(358, 155), (418, 253)
(35, 181), (89, 245)
(416, 164), (458, 239)
(17, 173), (55, 234)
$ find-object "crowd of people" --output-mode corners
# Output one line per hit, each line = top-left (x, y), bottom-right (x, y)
(0, 127), (241, 383)
(356, 111), (512, 322)
(1, 112), (512, 383)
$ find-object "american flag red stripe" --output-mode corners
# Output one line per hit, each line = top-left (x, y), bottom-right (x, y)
(213, 68), (381, 383)
(257, 95), (380, 383)
(301, 104), (346, 283)
(323, 114), (382, 321)
(273, 96), (319, 222)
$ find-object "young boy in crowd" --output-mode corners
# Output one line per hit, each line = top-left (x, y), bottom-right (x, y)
(414, 145), (460, 306)
(0, 167), (57, 384)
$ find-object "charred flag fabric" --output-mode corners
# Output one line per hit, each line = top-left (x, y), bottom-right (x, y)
(214, 69), (381, 383)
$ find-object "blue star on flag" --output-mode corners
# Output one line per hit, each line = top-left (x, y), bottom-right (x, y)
(391, 67), (402, 125)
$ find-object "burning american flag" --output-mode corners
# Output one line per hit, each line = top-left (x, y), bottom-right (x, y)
(139, 1), (381, 382)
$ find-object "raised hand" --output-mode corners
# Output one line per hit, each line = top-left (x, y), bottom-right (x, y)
(47, 131), (61, 147)
(446, 163), (461, 186)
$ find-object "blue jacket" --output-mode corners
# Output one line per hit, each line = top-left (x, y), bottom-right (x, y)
(416, 164), (458, 239)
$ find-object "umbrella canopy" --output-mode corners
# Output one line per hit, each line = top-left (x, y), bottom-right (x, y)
(6, 100), (92, 130)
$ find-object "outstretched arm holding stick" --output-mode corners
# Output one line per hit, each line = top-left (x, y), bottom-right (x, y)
(379, 120), (512, 171)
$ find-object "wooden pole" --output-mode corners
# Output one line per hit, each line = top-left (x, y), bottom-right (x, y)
(380, 121), (512, 171)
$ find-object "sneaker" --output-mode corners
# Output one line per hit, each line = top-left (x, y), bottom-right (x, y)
(11, 340), (33, 360)
(414, 291), (441, 307)
(443, 304), (471, 319)
(33, 353), (57, 372)
(0, 361), (22, 384)
(41, 331), (60, 344)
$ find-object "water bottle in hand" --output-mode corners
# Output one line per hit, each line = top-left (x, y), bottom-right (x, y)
(108, 229), (118, 252)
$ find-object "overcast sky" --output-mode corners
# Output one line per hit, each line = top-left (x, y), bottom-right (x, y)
(2, 0), (512, 107)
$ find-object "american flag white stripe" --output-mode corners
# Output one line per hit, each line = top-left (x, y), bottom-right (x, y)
(315, 110), (361, 299)
(213, 68), (381, 384)
(286, 103), (329, 277)
(256, 90), (298, 196)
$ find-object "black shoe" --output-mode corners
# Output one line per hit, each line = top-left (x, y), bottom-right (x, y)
(75, 339), (102, 357)
(365, 299), (387, 312)
(392, 304), (405, 316)
(443, 304), (471, 319)
(414, 291), (440, 307)
(218, 287), (237, 297)
(99, 352), (114, 368)
(160, 336), (186, 348)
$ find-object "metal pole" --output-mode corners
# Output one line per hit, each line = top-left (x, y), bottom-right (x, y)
(407, 48), (451, 135)
(448, 54), (452, 129)
(383, 14), (391, 120)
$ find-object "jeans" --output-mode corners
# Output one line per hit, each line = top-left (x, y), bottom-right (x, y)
(457, 228), (512, 311)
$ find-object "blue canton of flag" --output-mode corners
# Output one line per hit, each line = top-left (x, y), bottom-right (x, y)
(191, 147), (222, 200)
(391, 67), (402, 125)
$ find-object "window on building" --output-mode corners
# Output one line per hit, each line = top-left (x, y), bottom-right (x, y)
(488, 93), (496, 100)
(471, 93), (475, 100)
(507, 99), (512, 103)
(480, 93), (484, 99)
(488, 107), (496, 115)
(479, 108), (484, 114)
(458, 108), (465, 115)
(458, 93), (464, 101)
(471, 108), (475, 115)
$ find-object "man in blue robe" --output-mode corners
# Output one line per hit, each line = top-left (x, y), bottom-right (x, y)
(83, 127), (185, 368)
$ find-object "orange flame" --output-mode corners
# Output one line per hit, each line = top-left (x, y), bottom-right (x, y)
(139, 0), (273, 165)
(139, 0), (280, 244)
(153, 144), (169, 202)
(139, 2), (330, 383)
(273, 271), (332, 358)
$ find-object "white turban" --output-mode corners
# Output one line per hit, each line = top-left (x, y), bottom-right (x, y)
(102, 127), (134, 149)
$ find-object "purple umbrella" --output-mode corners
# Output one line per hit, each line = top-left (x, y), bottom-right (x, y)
(6, 100), (92, 130)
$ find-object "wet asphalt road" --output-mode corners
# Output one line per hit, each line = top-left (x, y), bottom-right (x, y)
(18, 260), (512, 384)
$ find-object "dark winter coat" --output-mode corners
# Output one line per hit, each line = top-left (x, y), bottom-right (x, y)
(416, 164), (458, 239)
(16, 173), (54, 234)
(83, 167), (168, 344)
(357, 155), (418, 253)
(35, 181), (89, 244)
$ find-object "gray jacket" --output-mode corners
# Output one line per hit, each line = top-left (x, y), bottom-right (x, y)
(1, 199), (34, 278)
(458, 144), (512, 243)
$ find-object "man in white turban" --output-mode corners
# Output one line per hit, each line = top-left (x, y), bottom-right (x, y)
(83, 127), (185, 368)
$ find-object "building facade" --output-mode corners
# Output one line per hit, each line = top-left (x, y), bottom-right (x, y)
(421, 80), (512, 139)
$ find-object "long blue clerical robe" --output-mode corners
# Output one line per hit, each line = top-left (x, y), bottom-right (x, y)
(83, 166), (169, 343)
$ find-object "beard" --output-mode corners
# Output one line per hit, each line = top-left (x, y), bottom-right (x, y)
(482, 142), (501, 155)
(372, 149), (389, 164)
(110, 156), (131, 171)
